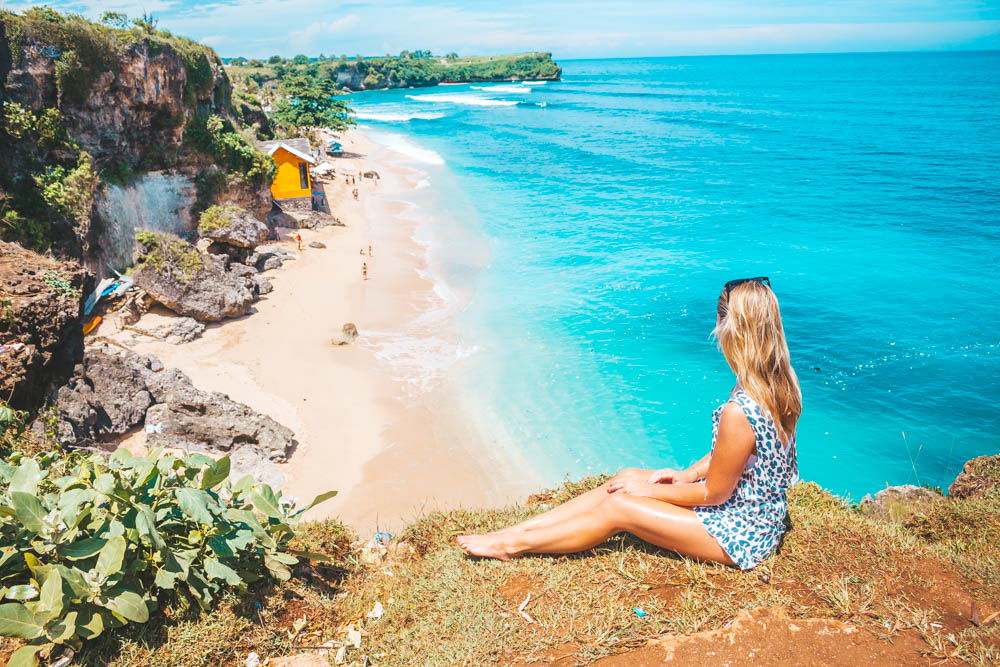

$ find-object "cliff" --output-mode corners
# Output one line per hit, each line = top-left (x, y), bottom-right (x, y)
(0, 7), (276, 415)
(0, 8), (273, 271)
(229, 52), (562, 93)
(0, 240), (91, 412)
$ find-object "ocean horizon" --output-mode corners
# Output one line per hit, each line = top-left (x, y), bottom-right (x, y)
(351, 50), (999, 500)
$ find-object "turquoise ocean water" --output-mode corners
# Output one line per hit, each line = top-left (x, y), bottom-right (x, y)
(352, 52), (1000, 499)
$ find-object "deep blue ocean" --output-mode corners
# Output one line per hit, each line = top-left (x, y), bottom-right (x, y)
(351, 51), (1000, 499)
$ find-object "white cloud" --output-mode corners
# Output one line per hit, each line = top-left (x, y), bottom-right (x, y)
(287, 14), (360, 53)
(1, 0), (997, 57)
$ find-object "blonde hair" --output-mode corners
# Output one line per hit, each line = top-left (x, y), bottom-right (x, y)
(714, 281), (801, 444)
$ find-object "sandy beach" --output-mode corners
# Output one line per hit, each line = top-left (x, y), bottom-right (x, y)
(109, 128), (539, 533)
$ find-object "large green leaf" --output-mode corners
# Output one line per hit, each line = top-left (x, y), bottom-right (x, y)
(57, 565), (89, 599)
(59, 536), (107, 560)
(183, 453), (215, 470)
(103, 590), (148, 623)
(9, 458), (41, 495)
(135, 507), (165, 550)
(5, 585), (38, 601)
(11, 492), (46, 533)
(36, 570), (64, 622)
(96, 536), (126, 577)
(200, 456), (231, 490)
(57, 488), (96, 526)
(263, 555), (291, 581)
(94, 473), (116, 496)
(175, 488), (214, 525)
(250, 488), (282, 519)
(0, 603), (45, 639)
(76, 608), (105, 640)
(231, 474), (254, 496)
(203, 557), (242, 586)
(47, 610), (76, 643)
(291, 490), (338, 520)
(6, 644), (43, 667)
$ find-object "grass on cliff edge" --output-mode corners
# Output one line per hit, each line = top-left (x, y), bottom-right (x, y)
(3, 472), (998, 666)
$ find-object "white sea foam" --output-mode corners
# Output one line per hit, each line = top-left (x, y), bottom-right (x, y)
(522, 81), (547, 86)
(470, 85), (531, 94)
(354, 110), (445, 122)
(366, 131), (444, 165)
(405, 93), (518, 107)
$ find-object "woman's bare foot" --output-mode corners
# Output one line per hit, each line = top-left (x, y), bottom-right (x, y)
(456, 534), (517, 560)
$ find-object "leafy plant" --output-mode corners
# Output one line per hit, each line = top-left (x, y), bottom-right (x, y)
(270, 75), (355, 134)
(34, 152), (99, 232)
(134, 231), (204, 281)
(184, 115), (276, 189)
(41, 271), (79, 301)
(197, 205), (240, 234)
(0, 448), (336, 665)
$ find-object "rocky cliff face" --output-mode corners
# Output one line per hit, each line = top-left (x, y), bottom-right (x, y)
(0, 241), (91, 412)
(1, 37), (227, 166)
(0, 11), (273, 272)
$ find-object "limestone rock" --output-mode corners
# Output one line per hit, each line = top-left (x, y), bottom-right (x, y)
(145, 368), (294, 463)
(254, 275), (274, 295)
(34, 345), (155, 445)
(132, 239), (254, 322)
(949, 455), (999, 500)
(860, 484), (942, 522)
(140, 316), (205, 344)
(331, 323), (359, 346)
(259, 255), (283, 272)
(199, 206), (269, 248)
(37, 344), (296, 469)
(309, 241), (326, 249)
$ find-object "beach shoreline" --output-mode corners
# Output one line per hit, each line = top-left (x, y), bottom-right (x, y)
(110, 127), (539, 533)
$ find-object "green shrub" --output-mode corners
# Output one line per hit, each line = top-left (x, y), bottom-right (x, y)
(184, 115), (275, 189)
(197, 205), (240, 235)
(34, 152), (99, 231)
(134, 231), (203, 281)
(0, 449), (336, 665)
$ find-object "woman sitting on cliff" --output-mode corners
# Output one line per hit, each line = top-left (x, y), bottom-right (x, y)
(457, 278), (801, 570)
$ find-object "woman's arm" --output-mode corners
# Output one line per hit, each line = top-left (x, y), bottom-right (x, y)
(608, 403), (755, 506)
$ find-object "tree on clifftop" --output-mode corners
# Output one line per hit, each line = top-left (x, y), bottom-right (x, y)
(271, 75), (354, 134)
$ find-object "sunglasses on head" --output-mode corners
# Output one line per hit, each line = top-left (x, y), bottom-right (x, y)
(723, 276), (770, 299)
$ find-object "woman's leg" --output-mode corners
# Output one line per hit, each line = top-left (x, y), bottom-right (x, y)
(494, 469), (655, 535)
(457, 493), (733, 566)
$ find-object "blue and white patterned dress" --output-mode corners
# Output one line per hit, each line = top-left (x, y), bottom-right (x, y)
(694, 387), (798, 570)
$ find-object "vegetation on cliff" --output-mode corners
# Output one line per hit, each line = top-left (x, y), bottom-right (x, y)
(228, 51), (561, 92)
(0, 7), (273, 255)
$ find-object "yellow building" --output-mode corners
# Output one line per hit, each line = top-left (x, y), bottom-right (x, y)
(260, 139), (317, 211)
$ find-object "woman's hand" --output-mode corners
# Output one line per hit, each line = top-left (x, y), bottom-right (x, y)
(647, 468), (691, 484)
(606, 479), (659, 497)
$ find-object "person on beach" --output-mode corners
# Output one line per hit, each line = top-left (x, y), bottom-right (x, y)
(368, 244), (373, 257)
(362, 262), (368, 280)
(353, 188), (359, 201)
(295, 233), (302, 251)
(457, 277), (801, 570)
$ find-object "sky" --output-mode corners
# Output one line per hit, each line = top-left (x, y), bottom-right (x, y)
(2, 0), (999, 59)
